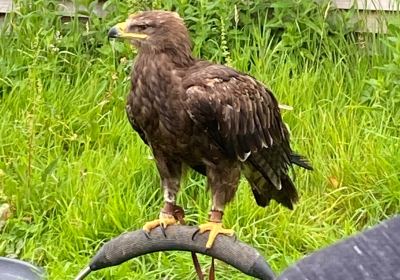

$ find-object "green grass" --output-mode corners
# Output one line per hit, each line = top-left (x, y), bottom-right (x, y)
(1, 1), (400, 279)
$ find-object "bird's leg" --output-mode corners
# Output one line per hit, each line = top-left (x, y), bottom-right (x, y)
(198, 162), (239, 248)
(143, 155), (183, 233)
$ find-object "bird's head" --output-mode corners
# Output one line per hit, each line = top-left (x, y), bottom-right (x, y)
(108, 10), (192, 55)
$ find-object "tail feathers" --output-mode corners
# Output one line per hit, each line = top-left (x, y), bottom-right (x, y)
(291, 153), (313, 170)
(243, 165), (298, 209)
(244, 147), (311, 209)
(248, 148), (286, 191)
(279, 174), (299, 209)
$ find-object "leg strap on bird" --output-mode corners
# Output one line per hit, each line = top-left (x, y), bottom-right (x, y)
(168, 203), (216, 280)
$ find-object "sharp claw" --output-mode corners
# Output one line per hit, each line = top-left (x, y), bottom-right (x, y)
(192, 228), (200, 241)
(160, 225), (167, 238)
(143, 230), (152, 240)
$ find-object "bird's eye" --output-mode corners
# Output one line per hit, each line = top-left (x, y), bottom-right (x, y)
(136, 24), (149, 31)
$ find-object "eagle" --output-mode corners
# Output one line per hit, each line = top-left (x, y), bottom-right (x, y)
(108, 11), (312, 248)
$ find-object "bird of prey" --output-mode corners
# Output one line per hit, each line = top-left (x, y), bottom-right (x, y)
(108, 11), (312, 249)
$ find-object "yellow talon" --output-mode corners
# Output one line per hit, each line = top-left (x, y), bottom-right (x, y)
(143, 213), (177, 232)
(198, 221), (234, 248)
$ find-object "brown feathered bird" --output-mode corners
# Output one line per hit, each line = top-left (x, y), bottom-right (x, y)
(108, 11), (312, 248)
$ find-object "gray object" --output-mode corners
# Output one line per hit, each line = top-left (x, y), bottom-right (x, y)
(278, 215), (400, 280)
(75, 225), (274, 280)
(0, 257), (43, 280)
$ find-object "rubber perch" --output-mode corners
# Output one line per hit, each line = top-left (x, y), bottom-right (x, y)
(74, 225), (274, 280)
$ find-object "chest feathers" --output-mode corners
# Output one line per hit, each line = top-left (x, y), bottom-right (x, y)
(127, 53), (191, 144)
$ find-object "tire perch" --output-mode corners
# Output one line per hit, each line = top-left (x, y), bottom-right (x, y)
(74, 225), (274, 280)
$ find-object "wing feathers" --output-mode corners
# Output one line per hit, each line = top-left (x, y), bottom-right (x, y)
(184, 66), (288, 161)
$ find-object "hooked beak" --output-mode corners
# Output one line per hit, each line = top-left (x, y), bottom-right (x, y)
(108, 22), (148, 40)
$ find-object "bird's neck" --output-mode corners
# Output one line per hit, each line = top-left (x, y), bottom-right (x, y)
(132, 51), (194, 96)
(136, 47), (195, 69)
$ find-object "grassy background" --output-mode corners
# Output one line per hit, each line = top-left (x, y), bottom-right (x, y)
(1, 0), (399, 279)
